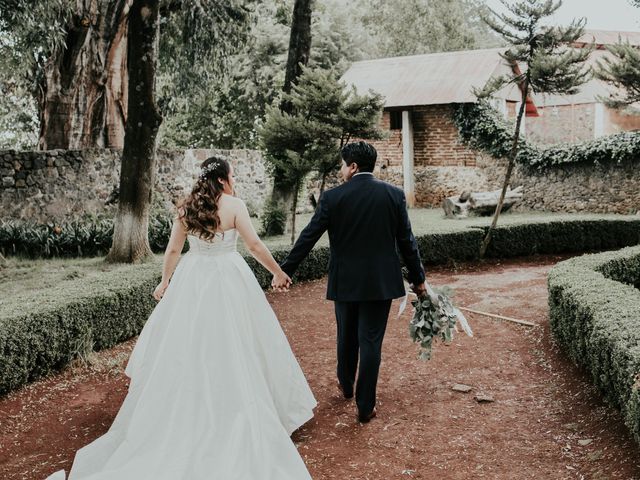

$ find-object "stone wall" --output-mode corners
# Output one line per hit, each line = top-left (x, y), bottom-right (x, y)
(0, 148), (272, 221)
(377, 155), (640, 215)
(478, 156), (640, 214)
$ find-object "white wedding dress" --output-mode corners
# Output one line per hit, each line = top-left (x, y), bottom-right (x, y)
(46, 229), (316, 480)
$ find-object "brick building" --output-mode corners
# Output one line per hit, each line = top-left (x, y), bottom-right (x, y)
(341, 30), (640, 206)
(526, 30), (640, 144)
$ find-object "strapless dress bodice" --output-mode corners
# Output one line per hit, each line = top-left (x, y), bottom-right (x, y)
(187, 229), (238, 256)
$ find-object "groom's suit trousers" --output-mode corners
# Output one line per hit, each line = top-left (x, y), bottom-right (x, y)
(335, 299), (392, 416)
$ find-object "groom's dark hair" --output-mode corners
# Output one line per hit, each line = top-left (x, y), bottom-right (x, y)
(341, 141), (377, 173)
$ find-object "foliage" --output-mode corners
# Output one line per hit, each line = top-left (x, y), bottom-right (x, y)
(357, 0), (500, 58)
(0, 258), (161, 395)
(259, 66), (384, 188)
(3, 215), (640, 395)
(453, 102), (640, 170)
(476, 0), (591, 258)
(408, 294), (458, 361)
(260, 201), (287, 237)
(478, 1), (590, 99)
(0, 211), (174, 259)
(595, 40), (640, 109)
(548, 245), (640, 445)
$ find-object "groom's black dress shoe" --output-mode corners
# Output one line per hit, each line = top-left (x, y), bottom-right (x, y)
(357, 408), (377, 423)
(337, 381), (354, 399)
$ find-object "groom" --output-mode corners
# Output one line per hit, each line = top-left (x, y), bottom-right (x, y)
(276, 141), (426, 423)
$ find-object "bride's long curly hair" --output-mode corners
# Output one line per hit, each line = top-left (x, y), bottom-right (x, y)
(177, 156), (231, 241)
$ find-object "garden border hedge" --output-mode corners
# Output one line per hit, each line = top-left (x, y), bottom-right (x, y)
(548, 246), (640, 444)
(2, 216), (640, 397)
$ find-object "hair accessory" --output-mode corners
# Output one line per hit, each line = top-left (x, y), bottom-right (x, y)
(199, 161), (220, 179)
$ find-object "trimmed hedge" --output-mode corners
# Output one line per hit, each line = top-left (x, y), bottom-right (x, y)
(2, 216), (640, 396)
(0, 261), (160, 395)
(548, 246), (640, 444)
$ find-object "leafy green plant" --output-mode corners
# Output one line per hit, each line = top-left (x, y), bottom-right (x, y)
(0, 210), (174, 259)
(260, 201), (287, 237)
(549, 245), (640, 445)
(453, 101), (640, 170)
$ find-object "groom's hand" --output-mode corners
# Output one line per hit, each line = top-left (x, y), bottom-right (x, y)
(411, 282), (427, 299)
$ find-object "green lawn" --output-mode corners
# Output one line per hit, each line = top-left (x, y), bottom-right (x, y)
(2, 208), (638, 302)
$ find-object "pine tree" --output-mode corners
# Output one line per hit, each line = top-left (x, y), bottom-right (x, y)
(477, 0), (591, 258)
(259, 67), (383, 243)
(595, 40), (640, 108)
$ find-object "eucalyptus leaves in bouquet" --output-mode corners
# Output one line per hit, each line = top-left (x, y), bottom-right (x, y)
(401, 269), (473, 360)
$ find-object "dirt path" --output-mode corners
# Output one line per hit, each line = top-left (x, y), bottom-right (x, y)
(1, 255), (639, 479)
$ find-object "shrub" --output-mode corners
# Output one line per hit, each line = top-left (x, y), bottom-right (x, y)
(260, 201), (287, 237)
(2, 216), (640, 396)
(548, 246), (640, 444)
(0, 212), (174, 259)
(453, 102), (640, 170)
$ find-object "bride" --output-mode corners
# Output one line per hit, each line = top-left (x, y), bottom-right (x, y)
(45, 156), (317, 479)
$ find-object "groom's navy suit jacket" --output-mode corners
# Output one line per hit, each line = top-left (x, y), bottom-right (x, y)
(281, 173), (425, 302)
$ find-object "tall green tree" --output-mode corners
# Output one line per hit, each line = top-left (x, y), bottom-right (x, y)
(0, 0), (252, 150)
(259, 67), (383, 243)
(595, 40), (640, 109)
(357, 0), (500, 58)
(477, 0), (591, 258)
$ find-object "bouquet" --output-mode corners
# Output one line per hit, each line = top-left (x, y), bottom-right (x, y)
(399, 280), (473, 361)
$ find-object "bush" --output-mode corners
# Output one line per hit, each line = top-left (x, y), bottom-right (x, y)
(0, 212), (174, 259)
(548, 246), (640, 445)
(453, 101), (640, 170)
(2, 216), (640, 396)
(0, 261), (160, 395)
(260, 201), (287, 237)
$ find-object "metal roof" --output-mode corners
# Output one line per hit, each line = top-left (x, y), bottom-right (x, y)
(573, 29), (640, 48)
(530, 50), (624, 107)
(340, 48), (522, 108)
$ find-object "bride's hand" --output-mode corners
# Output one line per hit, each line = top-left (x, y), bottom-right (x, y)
(271, 271), (292, 292)
(153, 281), (169, 301)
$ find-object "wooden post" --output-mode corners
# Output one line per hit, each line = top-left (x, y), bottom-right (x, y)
(402, 109), (415, 207)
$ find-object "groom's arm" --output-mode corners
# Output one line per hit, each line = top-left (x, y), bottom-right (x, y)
(281, 193), (330, 278)
(396, 192), (425, 286)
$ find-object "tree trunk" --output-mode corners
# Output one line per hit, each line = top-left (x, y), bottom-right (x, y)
(106, 0), (162, 264)
(479, 79), (529, 258)
(269, 0), (314, 236)
(443, 186), (523, 218)
(281, 0), (313, 114)
(290, 180), (300, 245)
(38, 0), (131, 150)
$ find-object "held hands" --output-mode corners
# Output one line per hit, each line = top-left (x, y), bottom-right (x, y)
(271, 270), (292, 292)
(153, 280), (169, 301)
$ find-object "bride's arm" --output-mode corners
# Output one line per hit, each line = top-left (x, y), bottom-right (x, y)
(234, 199), (290, 287)
(153, 216), (187, 300)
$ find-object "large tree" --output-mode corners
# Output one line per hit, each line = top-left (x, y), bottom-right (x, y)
(477, 0), (591, 258)
(1, 0), (130, 150)
(357, 0), (500, 58)
(105, 0), (253, 263)
(260, 67), (384, 243)
(596, 40), (640, 109)
(0, 0), (252, 150)
(267, 0), (314, 232)
(106, 0), (162, 263)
